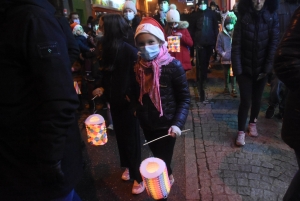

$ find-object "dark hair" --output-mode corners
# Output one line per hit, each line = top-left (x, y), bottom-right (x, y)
(164, 22), (174, 36)
(69, 12), (79, 20)
(100, 14), (129, 70)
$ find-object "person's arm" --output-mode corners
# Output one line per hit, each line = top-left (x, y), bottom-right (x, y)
(264, 12), (280, 74)
(274, 7), (300, 92)
(231, 17), (243, 76)
(179, 28), (193, 47)
(215, 33), (224, 56)
(27, 14), (79, 163)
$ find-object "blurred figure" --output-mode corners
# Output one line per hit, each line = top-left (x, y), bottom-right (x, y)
(69, 11), (80, 24)
(0, 0), (83, 200)
(274, 6), (300, 200)
(153, 0), (170, 27)
(232, 0), (279, 146)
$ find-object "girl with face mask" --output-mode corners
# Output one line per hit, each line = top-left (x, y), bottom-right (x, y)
(216, 12), (238, 97)
(122, 0), (141, 47)
(134, 18), (190, 194)
(165, 4), (193, 71)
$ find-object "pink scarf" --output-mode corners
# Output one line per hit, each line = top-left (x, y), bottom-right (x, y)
(135, 45), (174, 117)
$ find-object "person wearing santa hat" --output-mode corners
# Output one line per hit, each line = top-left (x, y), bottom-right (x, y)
(122, 0), (141, 47)
(134, 17), (190, 191)
(165, 4), (193, 71)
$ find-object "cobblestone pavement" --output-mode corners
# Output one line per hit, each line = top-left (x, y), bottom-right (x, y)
(185, 67), (298, 201)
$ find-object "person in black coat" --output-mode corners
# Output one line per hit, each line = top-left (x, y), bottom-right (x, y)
(274, 6), (300, 200)
(231, 0), (279, 146)
(0, 0), (83, 200)
(192, 1), (219, 101)
(92, 14), (144, 195)
(153, 0), (170, 27)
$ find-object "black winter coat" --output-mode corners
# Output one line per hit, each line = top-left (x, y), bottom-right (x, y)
(192, 9), (219, 47)
(96, 41), (138, 111)
(231, 0), (280, 77)
(75, 35), (90, 53)
(0, 0), (83, 200)
(136, 59), (190, 131)
(124, 15), (141, 47)
(274, 7), (300, 150)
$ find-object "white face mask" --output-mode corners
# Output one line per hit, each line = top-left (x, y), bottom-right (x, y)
(124, 12), (135, 21)
(225, 24), (234, 31)
(160, 2), (169, 12)
(73, 19), (80, 24)
(172, 23), (178, 28)
(138, 44), (160, 61)
(199, 4), (207, 10)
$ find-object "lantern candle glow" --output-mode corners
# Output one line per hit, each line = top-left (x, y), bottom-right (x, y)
(85, 114), (107, 146)
(140, 157), (171, 200)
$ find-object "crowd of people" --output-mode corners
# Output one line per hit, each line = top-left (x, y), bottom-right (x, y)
(1, 0), (300, 200)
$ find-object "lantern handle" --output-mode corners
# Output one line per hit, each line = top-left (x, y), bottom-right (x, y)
(143, 129), (190, 146)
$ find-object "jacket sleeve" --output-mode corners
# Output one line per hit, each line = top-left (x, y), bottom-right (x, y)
(274, 7), (300, 92)
(264, 12), (280, 74)
(171, 61), (191, 129)
(77, 38), (91, 53)
(27, 14), (79, 162)
(231, 17), (243, 76)
(180, 29), (193, 47)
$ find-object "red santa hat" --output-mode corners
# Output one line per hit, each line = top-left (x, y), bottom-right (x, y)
(134, 17), (166, 43)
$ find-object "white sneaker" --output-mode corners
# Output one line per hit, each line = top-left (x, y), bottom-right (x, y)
(107, 124), (114, 130)
(132, 181), (145, 194)
(248, 123), (258, 137)
(121, 168), (130, 181)
(236, 131), (245, 146)
(169, 174), (175, 186)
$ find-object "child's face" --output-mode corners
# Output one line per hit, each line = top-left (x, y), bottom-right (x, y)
(135, 33), (161, 47)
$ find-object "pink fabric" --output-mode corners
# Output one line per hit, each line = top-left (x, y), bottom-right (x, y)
(135, 45), (174, 117)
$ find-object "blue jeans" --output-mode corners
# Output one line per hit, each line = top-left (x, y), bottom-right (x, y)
(51, 190), (82, 201)
(283, 150), (300, 201)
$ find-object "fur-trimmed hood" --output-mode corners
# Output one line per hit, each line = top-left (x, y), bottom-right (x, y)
(238, 0), (279, 14)
(177, 21), (189, 29)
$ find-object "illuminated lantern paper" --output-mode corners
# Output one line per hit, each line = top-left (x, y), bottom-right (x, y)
(167, 36), (180, 53)
(140, 157), (171, 200)
(85, 114), (107, 146)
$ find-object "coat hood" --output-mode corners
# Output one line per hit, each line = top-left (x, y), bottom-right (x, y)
(177, 21), (189, 29)
(238, 0), (279, 14)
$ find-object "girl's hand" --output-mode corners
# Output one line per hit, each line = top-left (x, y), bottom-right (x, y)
(90, 48), (95, 52)
(92, 87), (104, 97)
(174, 32), (182, 38)
(168, 125), (181, 138)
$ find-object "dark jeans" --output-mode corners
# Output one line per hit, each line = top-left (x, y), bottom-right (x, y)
(283, 149), (300, 201)
(237, 74), (267, 131)
(268, 76), (288, 111)
(223, 64), (236, 90)
(111, 108), (142, 182)
(196, 45), (214, 81)
(143, 129), (176, 175)
(51, 190), (81, 201)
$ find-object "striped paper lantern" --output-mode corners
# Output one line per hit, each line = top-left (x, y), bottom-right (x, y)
(85, 114), (107, 146)
(140, 157), (171, 200)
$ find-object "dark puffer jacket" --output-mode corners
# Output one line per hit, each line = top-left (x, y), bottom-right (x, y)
(231, 0), (280, 77)
(136, 59), (190, 131)
(274, 7), (300, 150)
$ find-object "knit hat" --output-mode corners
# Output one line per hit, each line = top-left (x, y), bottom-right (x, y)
(158, 0), (169, 5)
(72, 24), (83, 35)
(166, 4), (180, 22)
(123, 0), (137, 14)
(210, 1), (217, 7)
(134, 17), (166, 43)
(224, 12), (237, 26)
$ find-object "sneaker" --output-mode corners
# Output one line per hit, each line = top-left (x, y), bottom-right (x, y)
(132, 181), (145, 194)
(223, 88), (230, 95)
(169, 174), (175, 186)
(236, 131), (245, 146)
(248, 123), (258, 137)
(107, 124), (114, 130)
(121, 168), (130, 181)
(85, 74), (95, 82)
(265, 106), (275, 119)
(231, 89), (237, 97)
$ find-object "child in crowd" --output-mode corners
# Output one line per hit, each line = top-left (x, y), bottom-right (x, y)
(165, 4), (193, 71)
(71, 22), (96, 81)
(134, 17), (190, 192)
(216, 12), (237, 97)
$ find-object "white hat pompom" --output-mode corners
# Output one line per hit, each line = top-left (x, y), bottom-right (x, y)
(166, 4), (180, 23)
